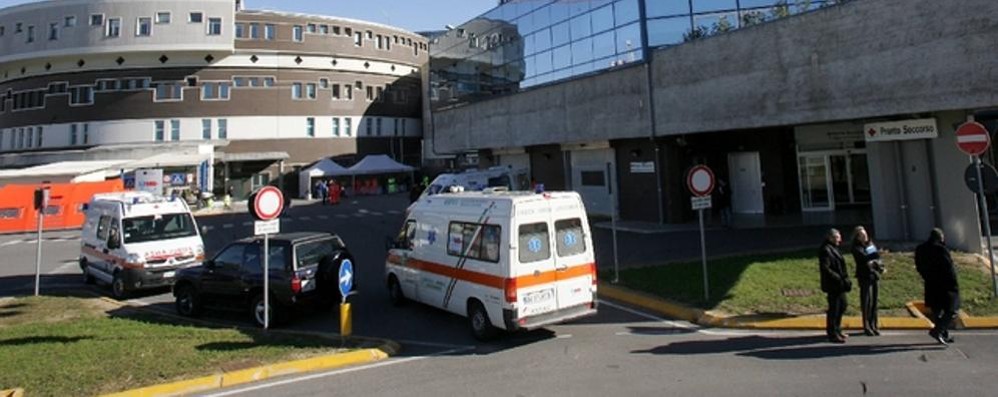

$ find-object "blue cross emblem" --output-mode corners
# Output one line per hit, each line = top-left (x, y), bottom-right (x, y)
(427, 230), (437, 245)
(564, 232), (578, 247)
(527, 237), (543, 253)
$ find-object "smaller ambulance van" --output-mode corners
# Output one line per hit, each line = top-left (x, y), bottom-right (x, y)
(80, 191), (205, 299)
(386, 190), (598, 340)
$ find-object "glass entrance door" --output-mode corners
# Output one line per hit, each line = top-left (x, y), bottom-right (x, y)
(799, 155), (832, 211)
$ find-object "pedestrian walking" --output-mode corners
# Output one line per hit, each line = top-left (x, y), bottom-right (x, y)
(224, 185), (234, 210)
(819, 228), (851, 344)
(851, 226), (885, 336)
(915, 228), (960, 346)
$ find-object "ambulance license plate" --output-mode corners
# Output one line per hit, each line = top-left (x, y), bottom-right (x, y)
(163, 271), (175, 279)
(523, 289), (554, 305)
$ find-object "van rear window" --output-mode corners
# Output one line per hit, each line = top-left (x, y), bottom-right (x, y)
(555, 218), (585, 257)
(518, 222), (550, 263)
(294, 239), (343, 270)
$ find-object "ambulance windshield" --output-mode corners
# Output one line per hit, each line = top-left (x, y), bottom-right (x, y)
(122, 213), (198, 244)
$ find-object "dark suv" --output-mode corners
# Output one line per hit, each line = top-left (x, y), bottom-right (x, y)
(172, 232), (354, 327)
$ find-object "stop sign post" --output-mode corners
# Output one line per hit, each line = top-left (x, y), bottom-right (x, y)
(250, 186), (284, 329)
(956, 121), (997, 298)
(687, 165), (715, 303)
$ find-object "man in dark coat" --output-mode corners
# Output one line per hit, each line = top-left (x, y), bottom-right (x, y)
(915, 228), (960, 345)
(819, 228), (851, 343)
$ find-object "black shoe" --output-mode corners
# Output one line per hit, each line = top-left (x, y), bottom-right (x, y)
(929, 331), (948, 346)
(829, 336), (846, 344)
(864, 329), (876, 336)
(872, 329), (881, 336)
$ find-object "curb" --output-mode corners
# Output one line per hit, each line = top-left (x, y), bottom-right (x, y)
(600, 282), (998, 330)
(91, 297), (399, 397)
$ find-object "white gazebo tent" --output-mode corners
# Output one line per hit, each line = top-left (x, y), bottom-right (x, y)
(346, 155), (415, 195)
(298, 158), (349, 198)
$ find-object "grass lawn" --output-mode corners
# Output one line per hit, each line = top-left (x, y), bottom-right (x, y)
(0, 296), (349, 397)
(613, 249), (998, 317)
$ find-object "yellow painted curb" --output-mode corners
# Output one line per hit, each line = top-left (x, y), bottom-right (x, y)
(599, 283), (704, 323)
(102, 347), (391, 397)
(1, 388), (24, 397)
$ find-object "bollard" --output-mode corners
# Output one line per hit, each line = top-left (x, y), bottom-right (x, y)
(340, 302), (352, 337)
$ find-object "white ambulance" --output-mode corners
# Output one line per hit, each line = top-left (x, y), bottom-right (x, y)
(386, 189), (598, 340)
(80, 191), (205, 299)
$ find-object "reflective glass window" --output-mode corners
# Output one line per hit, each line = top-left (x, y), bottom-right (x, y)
(553, 44), (572, 70)
(571, 37), (594, 64)
(532, 5), (551, 32)
(570, 13), (591, 41)
(647, 16), (692, 47)
(518, 13), (534, 35)
(551, 21), (570, 46)
(523, 32), (536, 56)
(692, 0), (738, 13)
(536, 50), (553, 74)
(549, 2), (570, 23)
(740, 0), (782, 8)
(645, 0), (690, 17)
(695, 12), (736, 33)
(569, 0), (592, 17)
(592, 30), (615, 59)
(615, 22), (642, 54)
(535, 27), (552, 51)
(525, 55), (536, 78)
(614, 0), (640, 26)
(591, 4), (614, 33)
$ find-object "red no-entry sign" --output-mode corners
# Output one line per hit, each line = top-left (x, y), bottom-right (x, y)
(250, 186), (284, 221)
(687, 165), (715, 197)
(956, 121), (992, 156)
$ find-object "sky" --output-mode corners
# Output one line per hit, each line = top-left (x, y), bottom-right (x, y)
(0, 0), (499, 32)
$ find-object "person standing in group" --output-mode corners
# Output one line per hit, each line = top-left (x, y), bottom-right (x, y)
(915, 228), (960, 346)
(819, 228), (851, 344)
(317, 180), (328, 205)
(329, 180), (342, 205)
(851, 226), (885, 336)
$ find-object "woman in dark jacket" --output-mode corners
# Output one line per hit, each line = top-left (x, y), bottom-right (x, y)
(851, 226), (885, 336)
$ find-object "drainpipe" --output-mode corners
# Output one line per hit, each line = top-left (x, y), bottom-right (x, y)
(638, 0), (665, 224)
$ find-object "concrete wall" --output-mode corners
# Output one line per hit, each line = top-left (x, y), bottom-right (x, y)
(930, 111), (980, 253)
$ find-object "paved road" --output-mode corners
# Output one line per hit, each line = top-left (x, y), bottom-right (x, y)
(3, 195), (998, 396)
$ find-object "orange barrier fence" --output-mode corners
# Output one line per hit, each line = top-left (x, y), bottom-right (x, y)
(0, 180), (125, 234)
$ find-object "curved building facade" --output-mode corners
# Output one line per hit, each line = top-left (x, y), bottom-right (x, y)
(0, 0), (428, 198)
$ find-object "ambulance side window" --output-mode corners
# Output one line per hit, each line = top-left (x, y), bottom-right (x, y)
(555, 218), (586, 257)
(447, 222), (500, 263)
(107, 220), (121, 248)
(518, 222), (550, 263)
(96, 215), (111, 240)
(397, 220), (416, 249)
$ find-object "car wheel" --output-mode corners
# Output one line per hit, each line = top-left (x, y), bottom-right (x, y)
(174, 285), (202, 317)
(250, 294), (276, 328)
(388, 275), (405, 307)
(110, 272), (129, 300)
(80, 260), (95, 285)
(468, 301), (498, 341)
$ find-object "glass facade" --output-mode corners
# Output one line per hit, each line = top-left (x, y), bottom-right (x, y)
(430, 0), (852, 108)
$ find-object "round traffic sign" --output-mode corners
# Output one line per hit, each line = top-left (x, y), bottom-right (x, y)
(965, 162), (998, 195)
(956, 121), (992, 156)
(687, 165), (715, 197)
(250, 186), (284, 221)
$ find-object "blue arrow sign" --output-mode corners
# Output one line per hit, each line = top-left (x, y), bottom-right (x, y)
(338, 259), (354, 299)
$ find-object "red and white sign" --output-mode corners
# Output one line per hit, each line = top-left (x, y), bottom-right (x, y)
(251, 186), (284, 221)
(956, 121), (992, 156)
(687, 165), (715, 197)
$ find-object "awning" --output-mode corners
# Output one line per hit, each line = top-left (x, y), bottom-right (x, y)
(121, 152), (212, 170)
(347, 155), (415, 176)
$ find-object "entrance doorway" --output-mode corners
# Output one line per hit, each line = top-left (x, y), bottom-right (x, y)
(728, 152), (764, 214)
(798, 151), (870, 211)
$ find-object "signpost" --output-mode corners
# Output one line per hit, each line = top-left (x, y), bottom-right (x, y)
(33, 187), (49, 297)
(250, 186), (284, 329)
(338, 259), (354, 337)
(687, 165), (715, 303)
(956, 121), (997, 298)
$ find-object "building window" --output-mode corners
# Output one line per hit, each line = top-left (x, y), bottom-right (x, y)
(217, 119), (227, 139)
(319, 24), (328, 34)
(306, 23), (316, 33)
(366, 31), (373, 39)
(26, 25), (34, 43)
(353, 31), (362, 46)
(69, 86), (94, 105)
(106, 18), (121, 37)
(48, 23), (58, 41)
(332, 118), (340, 137)
(65, 15), (77, 27)
(95, 79), (119, 92)
(376, 86), (384, 102)
(319, 78), (329, 89)
(306, 117), (315, 137)
(376, 34), (384, 49)
(155, 120), (165, 142)
(263, 77), (275, 87)
(189, 12), (203, 23)
(365, 86), (373, 101)
(170, 119), (180, 141)
(344, 27), (352, 36)
(207, 18), (222, 35)
(36, 126), (43, 148)
(202, 119), (212, 139)
(306, 83), (317, 99)
(82, 123), (89, 144)
(156, 12), (170, 24)
(136, 17), (152, 36)
(291, 83), (303, 99)
(251, 173), (270, 190)
(366, 118), (373, 136)
(70, 124), (78, 145)
(233, 77), (247, 87)
(90, 14), (104, 26)
(265, 24), (275, 40)
(293, 25), (303, 42)
(344, 118), (352, 137)
(332, 85), (341, 99)
(332, 26), (340, 35)
(0, 26), (5, 37)
(344, 85), (353, 100)
(394, 118), (399, 135)
(122, 77), (151, 91)
(235, 23), (245, 38)
(154, 82), (183, 101)
(25, 128), (32, 149)
(376, 118), (382, 136)
(202, 82), (231, 100)
(250, 23), (260, 39)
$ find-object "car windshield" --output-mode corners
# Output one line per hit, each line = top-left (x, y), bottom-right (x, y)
(122, 213), (197, 244)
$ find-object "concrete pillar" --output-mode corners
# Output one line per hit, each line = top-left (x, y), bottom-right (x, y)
(930, 111), (980, 253)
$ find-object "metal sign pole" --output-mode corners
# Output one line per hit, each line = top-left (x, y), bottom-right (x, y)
(34, 208), (43, 297)
(976, 156), (998, 298)
(699, 208), (709, 302)
(263, 233), (270, 330)
(608, 162), (620, 283)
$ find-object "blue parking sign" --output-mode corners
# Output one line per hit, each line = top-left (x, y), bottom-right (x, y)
(338, 259), (354, 299)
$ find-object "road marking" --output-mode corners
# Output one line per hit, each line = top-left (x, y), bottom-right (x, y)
(598, 300), (697, 329)
(317, 215), (329, 220)
(369, 211), (384, 216)
(47, 261), (79, 275)
(352, 213), (365, 218)
(203, 226), (215, 231)
(222, 224), (234, 229)
(202, 346), (474, 397)
(358, 209), (369, 214)
(0, 240), (25, 247)
(555, 334), (573, 339)
(242, 222), (253, 226)
(336, 214), (350, 219)
(387, 210), (402, 215)
(300, 216), (312, 221)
